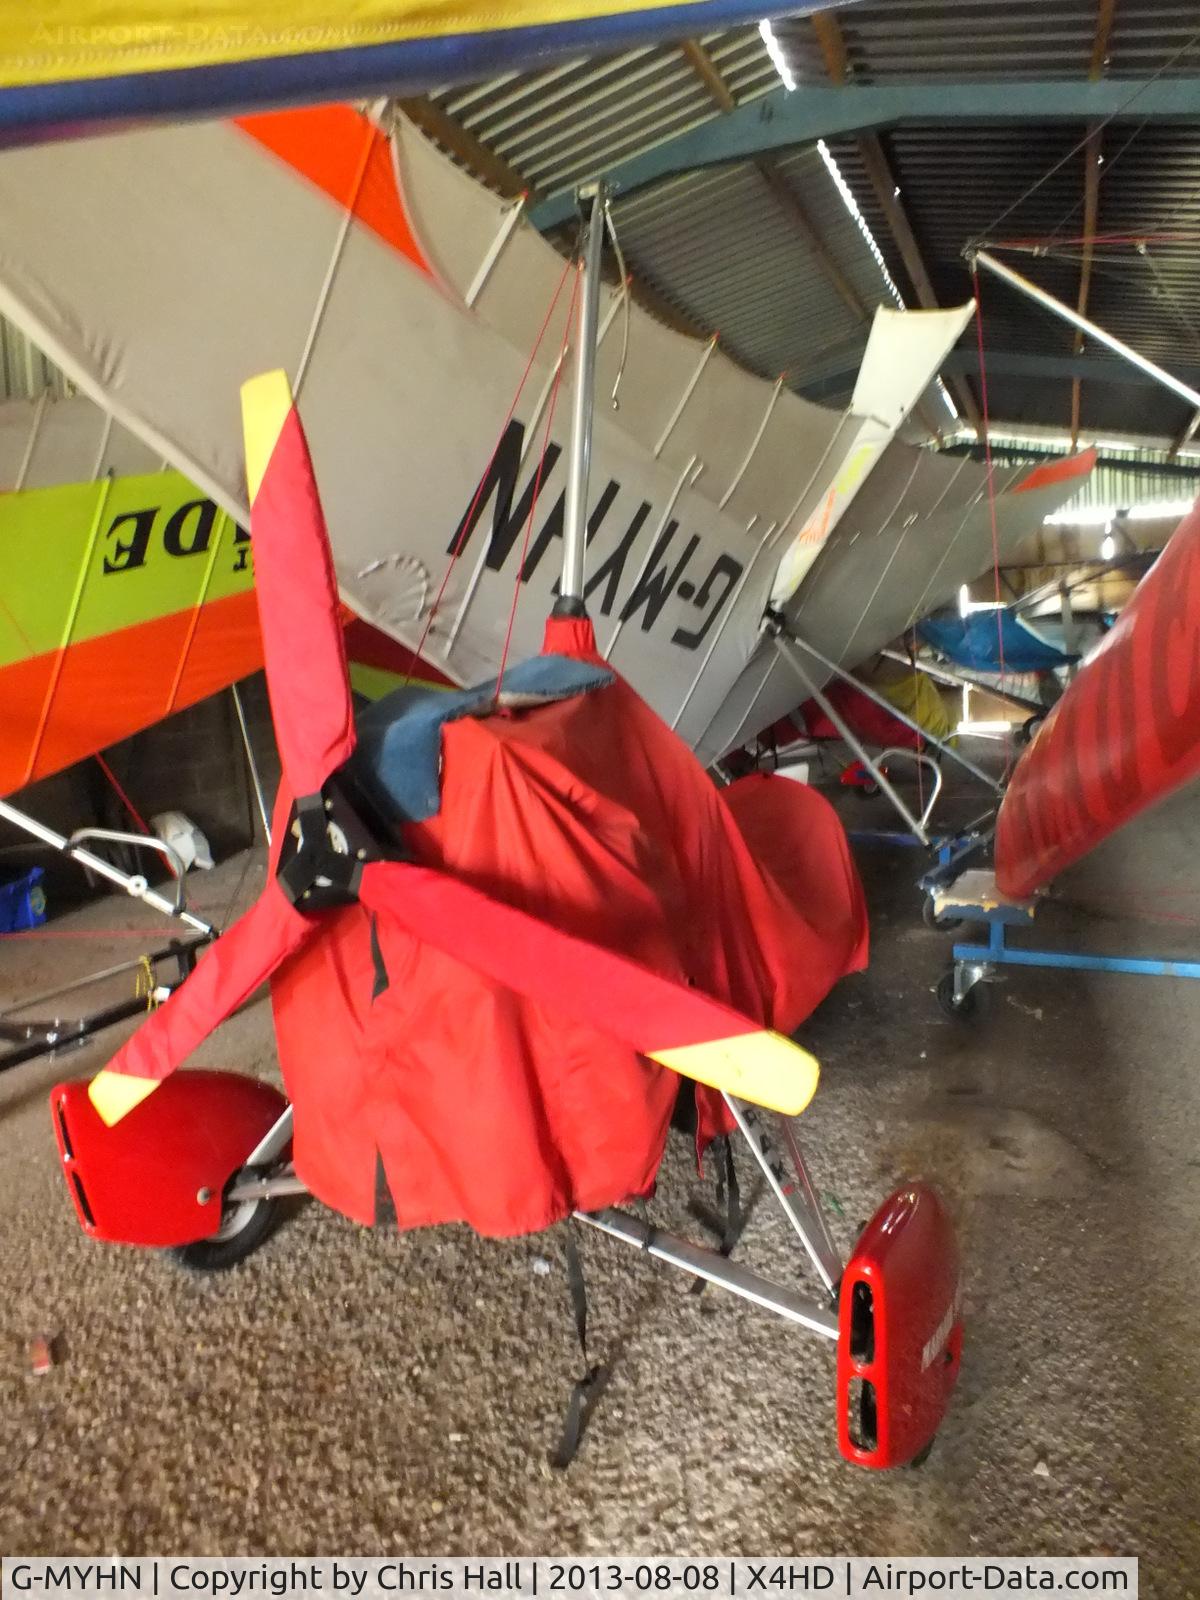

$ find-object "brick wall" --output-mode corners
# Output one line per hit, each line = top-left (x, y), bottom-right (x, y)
(0, 673), (280, 916)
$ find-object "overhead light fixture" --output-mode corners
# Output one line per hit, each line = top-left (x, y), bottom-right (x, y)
(759, 19), (796, 91)
(816, 139), (906, 310)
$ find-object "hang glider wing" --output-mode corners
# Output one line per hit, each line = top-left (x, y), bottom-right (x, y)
(768, 302), (974, 607)
(0, 105), (821, 752)
(919, 608), (1078, 675)
(0, 394), (262, 797)
(995, 499), (1200, 897)
(694, 449), (1096, 764)
(0, 104), (1090, 763)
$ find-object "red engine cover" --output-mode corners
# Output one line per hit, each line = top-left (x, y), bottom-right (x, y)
(51, 1071), (287, 1247)
(837, 1182), (962, 1468)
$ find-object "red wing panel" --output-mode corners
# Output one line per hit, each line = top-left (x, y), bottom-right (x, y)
(996, 499), (1200, 896)
(838, 1183), (963, 1469)
(52, 1071), (286, 1248)
(1012, 446), (1098, 494)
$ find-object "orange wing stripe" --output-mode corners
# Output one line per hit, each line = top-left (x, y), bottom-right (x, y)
(235, 105), (432, 279)
(0, 589), (262, 796)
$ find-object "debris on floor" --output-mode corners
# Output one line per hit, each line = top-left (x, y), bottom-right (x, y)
(1007, 995), (1045, 1021)
(28, 1335), (56, 1375)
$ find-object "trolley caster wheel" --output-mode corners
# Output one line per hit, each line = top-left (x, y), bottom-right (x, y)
(853, 779), (882, 799)
(936, 968), (986, 1021)
(168, 1193), (279, 1272)
(922, 896), (962, 932)
(1014, 713), (1044, 748)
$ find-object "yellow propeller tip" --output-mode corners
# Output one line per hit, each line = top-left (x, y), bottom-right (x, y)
(240, 369), (295, 503)
(649, 1029), (819, 1116)
(88, 1069), (159, 1126)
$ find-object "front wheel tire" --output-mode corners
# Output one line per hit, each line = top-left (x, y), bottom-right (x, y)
(168, 1193), (279, 1272)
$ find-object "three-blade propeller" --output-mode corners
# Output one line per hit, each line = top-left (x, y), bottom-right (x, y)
(89, 373), (820, 1127)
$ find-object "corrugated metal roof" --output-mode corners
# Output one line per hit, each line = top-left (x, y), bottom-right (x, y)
(776, 0), (1200, 83)
(611, 147), (891, 387)
(430, 25), (775, 203)
(414, 3), (1200, 444)
(8, 3), (1200, 453)
(1, 319), (68, 404)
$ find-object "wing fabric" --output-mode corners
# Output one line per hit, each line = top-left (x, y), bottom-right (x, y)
(996, 499), (1200, 896)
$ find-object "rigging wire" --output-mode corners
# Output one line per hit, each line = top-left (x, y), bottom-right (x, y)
(407, 250), (576, 677)
(968, 24), (1200, 249)
(1041, 117), (1152, 248)
(970, 263), (1012, 776)
(603, 199), (631, 412)
(992, 230), (1200, 250)
(93, 753), (152, 840)
(1138, 243), (1200, 360)
(494, 262), (582, 696)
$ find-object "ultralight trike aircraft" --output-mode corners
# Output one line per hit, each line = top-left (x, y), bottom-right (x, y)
(47, 194), (964, 1473)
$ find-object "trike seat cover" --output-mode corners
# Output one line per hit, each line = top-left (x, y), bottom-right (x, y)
(269, 617), (868, 1235)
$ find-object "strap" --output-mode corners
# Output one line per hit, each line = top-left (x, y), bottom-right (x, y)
(688, 1135), (742, 1297)
(550, 1221), (607, 1469)
(372, 1149), (396, 1227)
(369, 914), (389, 1000)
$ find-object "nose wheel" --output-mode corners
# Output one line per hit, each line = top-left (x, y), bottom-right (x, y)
(169, 1186), (281, 1271)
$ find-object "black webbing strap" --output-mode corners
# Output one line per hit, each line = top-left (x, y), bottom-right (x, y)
(550, 1221), (607, 1470)
(688, 1135), (741, 1296)
(373, 1148), (396, 1228)
(369, 915), (389, 1000)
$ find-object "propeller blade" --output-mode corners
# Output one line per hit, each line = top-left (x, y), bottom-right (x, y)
(357, 861), (819, 1115)
(241, 369), (356, 797)
(88, 881), (314, 1125)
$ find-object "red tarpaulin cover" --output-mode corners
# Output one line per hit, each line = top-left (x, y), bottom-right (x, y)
(267, 618), (868, 1236)
(996, 500), (1200, 897)
(799, 681), (926, 751)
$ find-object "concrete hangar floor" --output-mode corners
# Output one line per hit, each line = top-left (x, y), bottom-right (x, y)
(2, 780), (1199, 1587)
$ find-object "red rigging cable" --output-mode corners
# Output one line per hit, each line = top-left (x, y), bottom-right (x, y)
(991, 231), (1200, 252)
(408, 250), (576, 678)
(94, 752), (153, 840)
(495, 260), (582, 696)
